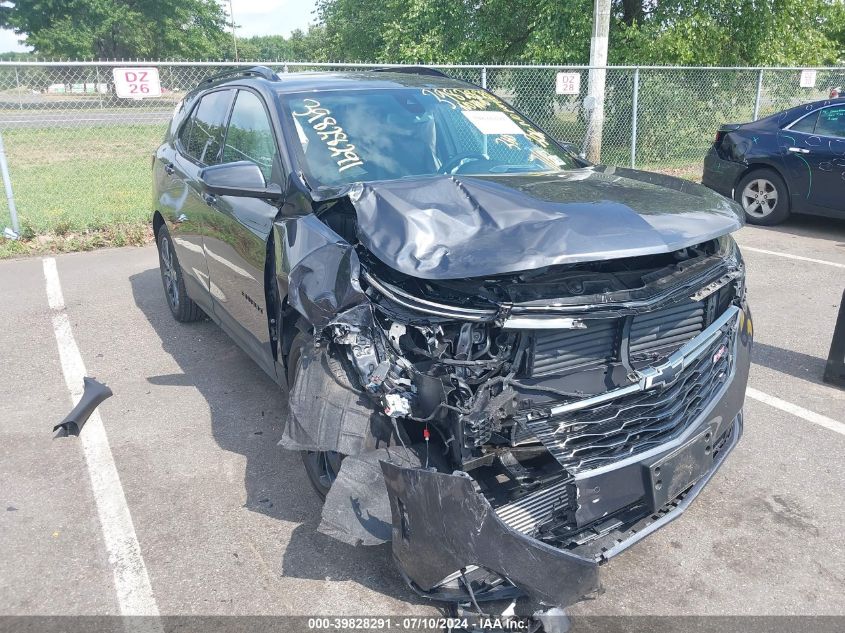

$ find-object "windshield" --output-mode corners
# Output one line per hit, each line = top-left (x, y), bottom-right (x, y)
(277, 87), (578, 187)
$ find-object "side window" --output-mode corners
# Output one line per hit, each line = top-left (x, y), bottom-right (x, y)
(815, 106), (845, 139)
(790, 111), (818, 134)
(177, 111), (194, 149)
(182, 90), (234, 165)
(223, 90), (279, 181)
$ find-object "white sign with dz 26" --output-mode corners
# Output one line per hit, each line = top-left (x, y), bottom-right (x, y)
(113, 67), (162, 99)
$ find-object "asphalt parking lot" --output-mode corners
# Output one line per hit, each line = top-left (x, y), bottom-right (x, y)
(1, 215), (844, 623)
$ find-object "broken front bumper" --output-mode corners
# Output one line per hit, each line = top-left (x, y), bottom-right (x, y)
(380, 305), (752, 608)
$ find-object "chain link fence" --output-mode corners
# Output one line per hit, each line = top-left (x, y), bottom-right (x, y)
(0, 61), (842, 241)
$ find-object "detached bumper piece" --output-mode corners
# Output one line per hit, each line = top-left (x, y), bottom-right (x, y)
(381, 305), (751, 608)
(53, 377), (113, 436)
(380, 461), (600, 607)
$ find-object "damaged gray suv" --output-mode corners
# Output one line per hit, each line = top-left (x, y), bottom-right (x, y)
(152, 65), (752, 612)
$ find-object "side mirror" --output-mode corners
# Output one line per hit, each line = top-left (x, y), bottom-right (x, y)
(199, 161), (283, 199)
(555, 140), (590, 163)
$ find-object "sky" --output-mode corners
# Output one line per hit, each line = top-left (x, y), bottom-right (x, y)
(0, 0), (318, 53)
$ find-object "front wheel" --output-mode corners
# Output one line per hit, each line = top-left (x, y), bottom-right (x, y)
(300, 450), (344, 500)
(156, 225), (203, 322)
(736, 169), (790, 226)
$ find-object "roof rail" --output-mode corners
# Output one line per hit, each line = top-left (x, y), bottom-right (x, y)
(203, 65), (280, 84)
(370, 66), (449, 78)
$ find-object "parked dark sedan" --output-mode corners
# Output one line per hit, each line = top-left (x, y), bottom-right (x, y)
(703, 97), (845, 225)
(152, 66), (752, 615)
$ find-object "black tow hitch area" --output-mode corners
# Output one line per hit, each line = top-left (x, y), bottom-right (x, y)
(380, 461), (601, 608)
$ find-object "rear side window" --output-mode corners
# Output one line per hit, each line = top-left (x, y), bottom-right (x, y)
(816, 106), (845, 138)
(790, 111), (818, 134)
(180, 90), (234, 165)
(177, 108), (194, 148)
(222, 90), (279, 181)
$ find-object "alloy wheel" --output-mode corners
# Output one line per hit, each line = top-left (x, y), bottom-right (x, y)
(740, 178), (778, 218)
(159, 235), (179, 310)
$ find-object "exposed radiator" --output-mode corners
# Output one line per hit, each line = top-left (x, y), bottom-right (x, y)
(531, 320), (617, 377)
(629, 298), (705, 361)
(529, 298), (708, 377)
(494, 479), (572, 535)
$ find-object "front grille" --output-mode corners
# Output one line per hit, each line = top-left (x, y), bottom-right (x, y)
(525, 330), (733, 473)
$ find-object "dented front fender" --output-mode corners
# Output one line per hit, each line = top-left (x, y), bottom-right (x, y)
(273, 214), (366, 327)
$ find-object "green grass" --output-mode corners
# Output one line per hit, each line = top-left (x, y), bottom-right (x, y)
(0, 124), (163, 258)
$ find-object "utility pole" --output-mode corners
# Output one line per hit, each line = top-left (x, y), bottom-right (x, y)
(585, 0), (610, 163)
(229, 0), (239, 61)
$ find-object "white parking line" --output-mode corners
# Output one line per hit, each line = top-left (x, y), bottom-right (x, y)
(742, 246), (845, 269)
(746, 386), (845, 437)
(43, 258), (162, 624)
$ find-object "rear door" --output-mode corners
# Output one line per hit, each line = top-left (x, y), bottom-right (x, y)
(163, 89), (235, 311)
(202, 88), (284, 377)
(783, 105), (845, 213)
(806, 105), (845, 212)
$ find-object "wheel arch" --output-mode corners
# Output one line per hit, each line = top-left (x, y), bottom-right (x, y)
(733, 161), (791, 202)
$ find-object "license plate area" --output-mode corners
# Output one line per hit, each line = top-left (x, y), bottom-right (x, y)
(644, 424), (717, 511)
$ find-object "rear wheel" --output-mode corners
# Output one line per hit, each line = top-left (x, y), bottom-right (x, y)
(156, 225), (203, 322)
(287, 332), (344, 500)
(736, 168), (790, 226)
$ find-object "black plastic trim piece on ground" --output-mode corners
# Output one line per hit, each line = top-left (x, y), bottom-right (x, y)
(53, 377), (113, 436)
(823, 289), (845, 388)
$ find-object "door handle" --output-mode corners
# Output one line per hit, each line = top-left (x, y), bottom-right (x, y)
(202, 192), (217, 206)
(787, 147), (810, 154)
(163, 162), (175, 175)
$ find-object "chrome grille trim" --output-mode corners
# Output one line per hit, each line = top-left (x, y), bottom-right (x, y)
(362, 271), (498, 321)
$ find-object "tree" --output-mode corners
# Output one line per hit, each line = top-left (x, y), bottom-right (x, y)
(314, 0), (845, 66)
(610, 0), (845, 66)
(234, 28), (327, 61)
(0, 0), (230, 59)
(316, 0), (558, 63)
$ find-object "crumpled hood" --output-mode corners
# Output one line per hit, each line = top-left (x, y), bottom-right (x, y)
(346, 166), (744, 280)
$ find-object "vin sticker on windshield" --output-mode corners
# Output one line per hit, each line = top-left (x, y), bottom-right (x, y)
(463, 110), (524, 136)
(292, 98), (365, 173)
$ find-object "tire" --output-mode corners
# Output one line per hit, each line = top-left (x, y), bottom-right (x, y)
(736, 168), (790, 226)
(287, 331), (345, 501)
(156, 225), (203, 322)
